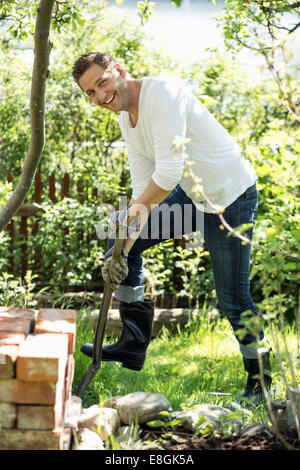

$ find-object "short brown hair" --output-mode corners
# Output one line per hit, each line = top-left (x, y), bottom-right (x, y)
(72, 52), (116, 83)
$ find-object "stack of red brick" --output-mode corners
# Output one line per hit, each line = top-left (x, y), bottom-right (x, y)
(0, 307), (76, 450)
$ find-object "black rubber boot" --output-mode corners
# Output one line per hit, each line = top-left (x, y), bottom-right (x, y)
(80, 299), (155, 371)
(239, 352), (272, 406)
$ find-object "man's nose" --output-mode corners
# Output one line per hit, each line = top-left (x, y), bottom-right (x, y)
(95, 88), (106, 104)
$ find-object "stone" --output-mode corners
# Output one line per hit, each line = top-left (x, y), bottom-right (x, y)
(151, 309), (198, 336)
(103, 396), (122, 408)
(64, 395), (83, 430)
(270, 399), (300, 435)
(78, 405), (119, 440)
(270, 400), (289, 434)
(114, 392), (172, 425)
(60, 426), (73, 450)
(16, 333), (68, 382)
(116, 425), (143, 450)
(172, 404), (242, 435)
(35, 309), (76, 355)
(116, 425), (163, 450)
(285, 401), (299, 435)
(239, 423), (274, 438)
(286, 387), (300, 418)
(117, 424), (141, 441)
(88, 308), (199, 338)
(172, 404), (229, 431)
(0, 402), (17, 428)
(73, 428), (105, 450)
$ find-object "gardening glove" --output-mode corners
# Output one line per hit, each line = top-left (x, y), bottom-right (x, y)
(101, 246), (129, 291)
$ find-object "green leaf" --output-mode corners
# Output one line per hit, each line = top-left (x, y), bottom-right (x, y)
(158, 410), (171, 418)
(146, 420), (166, 428)
(170, 0), (183, 6)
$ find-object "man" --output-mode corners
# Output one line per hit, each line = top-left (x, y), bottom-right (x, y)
(72, 52), (272, 405)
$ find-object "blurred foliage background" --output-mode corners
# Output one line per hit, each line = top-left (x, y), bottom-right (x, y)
(0, 0), (299, 323)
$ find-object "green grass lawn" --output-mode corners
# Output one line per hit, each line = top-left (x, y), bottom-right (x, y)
(72, 308), (300, 426)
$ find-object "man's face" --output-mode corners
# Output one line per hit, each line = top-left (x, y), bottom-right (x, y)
(78, 63), (128, 111)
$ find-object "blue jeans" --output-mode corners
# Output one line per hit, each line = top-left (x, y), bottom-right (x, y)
(109, 184), (270, 359)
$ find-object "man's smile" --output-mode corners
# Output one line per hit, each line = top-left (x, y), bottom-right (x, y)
(103, 92), (116, 105)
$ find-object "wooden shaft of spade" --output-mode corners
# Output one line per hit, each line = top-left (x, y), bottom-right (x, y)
(76, 223), (125, 398)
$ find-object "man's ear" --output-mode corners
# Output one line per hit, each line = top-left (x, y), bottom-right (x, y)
(114, 63), (126, 77)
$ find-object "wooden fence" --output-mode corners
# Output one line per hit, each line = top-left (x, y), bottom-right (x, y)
(5, 170), (102, 278)
(5, 170), (185, 292)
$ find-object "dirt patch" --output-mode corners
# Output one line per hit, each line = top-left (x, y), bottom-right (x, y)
(142, 427), (300, 451)
(160, 434), (300, 451)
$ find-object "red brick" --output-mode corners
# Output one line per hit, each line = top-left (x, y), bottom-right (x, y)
(16, 333), (68, 382)
(0, 331), (26, 345)
(0, 306), (35, 319)
(16, 360), (67, 430)
(50, 355), (67, 432)
(17, 405), (57, 430)
(0, 379), (57, 405)
(0, 344), (19, 379)
(64, 355), (75, 404)
(55, 343), (69, 428)
(0, 307), (35, 335)
(0, 403), (17, 428)
(0, 429), (62, 450)
(35, 308), (76, 354)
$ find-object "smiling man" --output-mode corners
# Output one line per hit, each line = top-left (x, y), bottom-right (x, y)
(72, 52), (272, 405)
(79, 60), (139, 118)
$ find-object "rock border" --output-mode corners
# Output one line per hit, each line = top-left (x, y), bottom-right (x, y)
(65, 391), (294, 451)
(81, 307), (221, 338)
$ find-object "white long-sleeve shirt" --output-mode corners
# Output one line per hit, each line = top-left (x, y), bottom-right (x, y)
(118, 76), (257, 213)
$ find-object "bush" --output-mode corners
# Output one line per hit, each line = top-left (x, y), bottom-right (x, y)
(0, 6), (298, 321)
(28, 197), (107, 290)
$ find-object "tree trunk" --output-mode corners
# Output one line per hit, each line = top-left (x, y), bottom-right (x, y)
(0, 0), (55, 232)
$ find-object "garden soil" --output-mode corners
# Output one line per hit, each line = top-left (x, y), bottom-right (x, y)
(160, 433), (300, 451)
(142, 427), (300, 451)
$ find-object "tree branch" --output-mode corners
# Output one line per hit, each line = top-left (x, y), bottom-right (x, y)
(235, 33), (272, 52)
(287, 21), (300, 34)
(0, 0), (55, 232)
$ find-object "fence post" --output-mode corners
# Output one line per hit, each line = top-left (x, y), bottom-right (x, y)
(20, 215), (28, 278)
(77, 178), (84, 242)
(172, 238), (185, 293)
(49, 171), (57, 203)
(32, 170), (42, 273)
(6, 173), (14, 274)
(62, 173), (70, 198)
(62, 173), (70, 242)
